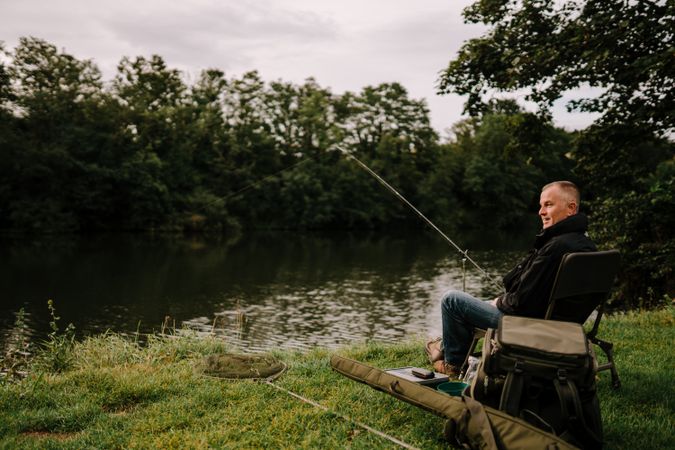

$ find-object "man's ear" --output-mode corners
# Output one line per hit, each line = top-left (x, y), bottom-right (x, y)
(567, 201), (578, 215)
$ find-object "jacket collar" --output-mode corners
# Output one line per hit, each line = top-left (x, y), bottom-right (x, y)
(534, 213), (589, 249)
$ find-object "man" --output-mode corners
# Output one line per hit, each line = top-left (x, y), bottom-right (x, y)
(427, 181), (597, 376)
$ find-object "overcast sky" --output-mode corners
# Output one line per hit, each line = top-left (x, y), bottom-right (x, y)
(1, 0), (599, 137)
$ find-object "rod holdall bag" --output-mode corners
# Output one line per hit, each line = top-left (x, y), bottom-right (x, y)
(330, 354), (578, 450)
(469, 315), (603, 449)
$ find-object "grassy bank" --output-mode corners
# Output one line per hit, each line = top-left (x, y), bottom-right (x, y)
(1, 307), (673, 449)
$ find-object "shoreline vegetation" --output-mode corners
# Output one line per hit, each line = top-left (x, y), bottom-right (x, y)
(1, 307), (673, 449)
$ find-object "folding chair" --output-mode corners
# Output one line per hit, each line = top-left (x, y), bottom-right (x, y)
(461, 250), (622, 388)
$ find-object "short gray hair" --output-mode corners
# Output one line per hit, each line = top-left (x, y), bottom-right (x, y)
(542, 181), (580, 208)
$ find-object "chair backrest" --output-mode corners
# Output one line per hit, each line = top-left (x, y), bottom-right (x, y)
(544, 250), (620, 326)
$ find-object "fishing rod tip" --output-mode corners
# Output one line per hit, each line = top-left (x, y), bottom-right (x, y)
(333, 145), (350, 155)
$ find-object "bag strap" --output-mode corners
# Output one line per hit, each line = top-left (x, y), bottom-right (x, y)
(553, 370), (603, 448)
(454, 395), (498, 450)
(499, 361), (525, 416)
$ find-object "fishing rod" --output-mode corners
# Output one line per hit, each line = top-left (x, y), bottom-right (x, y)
(335, 145), (504, 293)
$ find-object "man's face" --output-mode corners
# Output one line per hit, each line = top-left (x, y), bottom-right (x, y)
(539, 186), (576, 229)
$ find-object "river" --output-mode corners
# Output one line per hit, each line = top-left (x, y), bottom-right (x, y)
(0, 229), (535, 353)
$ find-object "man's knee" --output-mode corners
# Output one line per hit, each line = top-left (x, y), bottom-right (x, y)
(441, 289), (465, 310)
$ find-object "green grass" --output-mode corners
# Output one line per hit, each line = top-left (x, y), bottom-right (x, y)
(1, 307), (673, 449)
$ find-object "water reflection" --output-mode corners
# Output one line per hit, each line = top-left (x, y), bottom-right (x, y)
(0, 230), (531, 352)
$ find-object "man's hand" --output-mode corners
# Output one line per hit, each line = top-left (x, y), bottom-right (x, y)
(489, 297), (499, 307)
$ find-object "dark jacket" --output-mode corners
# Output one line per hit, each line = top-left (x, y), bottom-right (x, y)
(496, 213), (596, 318)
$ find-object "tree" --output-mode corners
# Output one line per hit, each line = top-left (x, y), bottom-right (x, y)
(574, 124), (674, 308)
(438, 0), (674, 135)
(437, 101), (574, 229)
(339, 83), (437, 156)
(0, 42), (19, 229)
(263, 78), (339, 160)
(2, 37), (110, 232)
(183, 69), (238, 232)
(337, 83), (440, 226)
(111, 55), (192, 230)
(217, 71), (279, 227)
(0, 42), (13, 109)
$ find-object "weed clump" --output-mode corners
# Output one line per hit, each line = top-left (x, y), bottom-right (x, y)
(34, 299), (76, 374)
(0, 308), (32, 381)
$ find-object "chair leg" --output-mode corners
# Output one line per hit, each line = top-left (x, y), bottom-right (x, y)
(605, 344), (621, 390)
(592, 337), (621, 390)
(460, 338), (476, 376)
(460, 333), (482, 376)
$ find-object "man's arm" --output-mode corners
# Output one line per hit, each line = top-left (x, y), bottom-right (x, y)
(496, 249), (557, 317)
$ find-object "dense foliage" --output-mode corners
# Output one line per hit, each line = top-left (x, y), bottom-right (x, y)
(438, 0), (674, 308)
(438, 0), (674, 135)
(0, 37), (566, 235)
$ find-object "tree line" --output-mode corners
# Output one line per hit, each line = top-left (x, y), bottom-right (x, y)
(0, 29), (672, 308)
(0, 37), (571, 234)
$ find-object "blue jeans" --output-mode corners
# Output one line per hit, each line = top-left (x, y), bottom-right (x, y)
(441, 289), (504, 366)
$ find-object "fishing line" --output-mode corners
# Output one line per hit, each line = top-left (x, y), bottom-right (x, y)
(335, 145), (504, 293)
(190, 156), (316, 216)
(217, 157), (315, 204)
(264, 380), (421, 450)
(203, 365), (418, 448)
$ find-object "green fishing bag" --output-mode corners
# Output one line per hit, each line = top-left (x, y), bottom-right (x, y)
(331, 354), (578, 450)
(470, 316), (603, 449)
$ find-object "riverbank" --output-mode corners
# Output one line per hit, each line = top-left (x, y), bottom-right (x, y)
(1, 307), (673, 449)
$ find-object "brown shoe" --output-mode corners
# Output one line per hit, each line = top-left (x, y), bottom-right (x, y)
(433, 360), (461, 378)
(425, 337), (444, 364)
